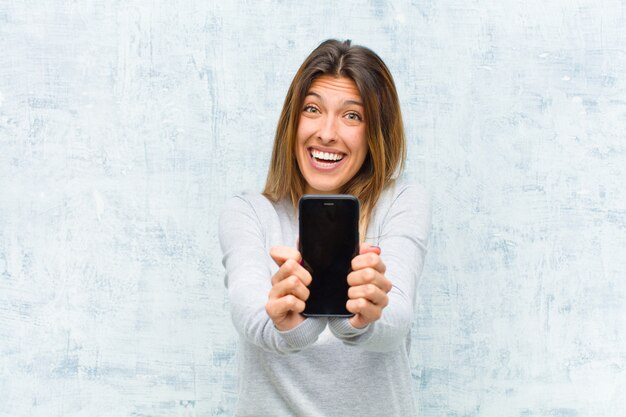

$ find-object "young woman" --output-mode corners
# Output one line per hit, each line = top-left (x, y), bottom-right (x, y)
(219, 39), (431, 416)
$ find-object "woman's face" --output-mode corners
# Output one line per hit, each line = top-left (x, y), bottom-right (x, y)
(295, 75), (368, 195)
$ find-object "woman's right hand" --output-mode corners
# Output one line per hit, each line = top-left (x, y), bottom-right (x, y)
(265, 246), (312, 331)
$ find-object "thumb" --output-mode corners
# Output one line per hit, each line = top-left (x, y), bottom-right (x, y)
(359, 242), (381, 256)
(270, 246), (302, 266)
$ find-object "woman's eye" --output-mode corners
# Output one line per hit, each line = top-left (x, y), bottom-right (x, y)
(345, 112), (362, 121)
(303, 105), (319, 113)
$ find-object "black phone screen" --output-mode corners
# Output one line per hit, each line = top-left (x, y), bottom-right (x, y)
(298, 195), (359, 316)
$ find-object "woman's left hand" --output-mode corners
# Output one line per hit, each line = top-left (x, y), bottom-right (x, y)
(346, 243), (392, 329)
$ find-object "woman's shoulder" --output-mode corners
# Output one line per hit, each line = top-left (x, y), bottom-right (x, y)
(219, 191), (288, 226)
(370, 181), (432, 240)
(223, 190), (271, 206)
(379, 180), (431, 209)
(221, 191), (276, 215)
(219, 192), (294, 247)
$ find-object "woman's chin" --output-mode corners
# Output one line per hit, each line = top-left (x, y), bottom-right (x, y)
(304, 181), (341, 195)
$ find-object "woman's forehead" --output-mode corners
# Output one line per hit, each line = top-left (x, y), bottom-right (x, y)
(308, 75), (361, 100)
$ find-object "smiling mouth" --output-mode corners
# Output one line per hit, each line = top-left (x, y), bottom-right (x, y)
(309, 148), (345, 166)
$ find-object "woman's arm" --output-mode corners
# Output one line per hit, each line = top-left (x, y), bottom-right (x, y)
(328, 184), (432, 352)
(219, 195), (326, 354)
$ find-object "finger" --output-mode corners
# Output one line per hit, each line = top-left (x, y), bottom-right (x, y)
(269, 275), (310, 301)
(347, 267), (389, 288)
(347, 269), (392, 293)
(359, 242), (381, 256)
(346, 298), (383, 325)
(271, 258), (312, 286)
(271, 258), (299, 285)
(347, 267), (378, 286)
(351, 252), (386, 273)
(348, 284), (389, 307)
(270, 246), (302, 266)
(349, 314), (369, 329)
(266, 295), (306, 318)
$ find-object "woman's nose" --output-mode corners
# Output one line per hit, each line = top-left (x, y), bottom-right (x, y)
(317, 116), (337, 143)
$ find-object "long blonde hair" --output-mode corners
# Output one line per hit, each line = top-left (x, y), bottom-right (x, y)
(263, 39), (406, 238)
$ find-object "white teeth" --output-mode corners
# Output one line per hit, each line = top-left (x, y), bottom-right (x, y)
(311, 149), (343, 162)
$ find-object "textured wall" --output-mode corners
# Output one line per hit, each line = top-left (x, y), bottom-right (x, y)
(0, 1), (624, 416)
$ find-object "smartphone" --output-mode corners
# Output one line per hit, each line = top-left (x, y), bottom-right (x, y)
(298, 195), (359, 317)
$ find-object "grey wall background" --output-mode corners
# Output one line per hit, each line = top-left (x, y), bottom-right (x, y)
(1, 1), (624, 416)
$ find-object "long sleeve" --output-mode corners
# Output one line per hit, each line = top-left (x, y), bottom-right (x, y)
(218, 194), (327, 354)
(329, 184), (432, 352)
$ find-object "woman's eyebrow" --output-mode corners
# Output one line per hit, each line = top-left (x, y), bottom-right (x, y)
(305, 91), (323, 101)
(343, 99), (363, 107)
(305, 92), (363, 107)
